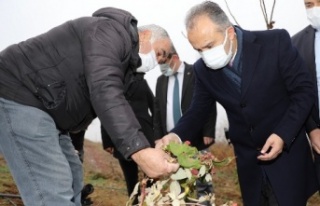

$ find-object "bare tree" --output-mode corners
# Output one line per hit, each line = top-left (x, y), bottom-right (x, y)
(260, 0), (276, 29)
(224, 0), (276, 30)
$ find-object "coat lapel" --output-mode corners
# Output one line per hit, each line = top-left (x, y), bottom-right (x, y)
(160, 76), (168, 111)
(302, 26), (316, 72)
(182, 63), (193, 103)
(240, 31), (261, 99)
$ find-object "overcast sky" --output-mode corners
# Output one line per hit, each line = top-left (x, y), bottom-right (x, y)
(0, 0), (310, 141)
(0, 0), (309, 92)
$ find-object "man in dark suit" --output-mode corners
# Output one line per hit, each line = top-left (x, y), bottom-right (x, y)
(157, 1), (318, 205)
(100, 70), (155, 204)
(154, 49), (217, 151)
(141, 24), (216, 205)
(292, 0), (320, 190)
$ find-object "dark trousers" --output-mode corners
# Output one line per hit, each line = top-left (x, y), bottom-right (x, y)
(118, 159), (139, 204)
(259, 178), (279, 206)
(70, 130), (86, 163)
(314, 152), (320, 192)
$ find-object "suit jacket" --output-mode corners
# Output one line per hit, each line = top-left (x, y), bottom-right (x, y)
(154, 62), (217, 150)
(172, 28), (318, 205)
(292, 25), (320, 132)
(101, 72), (155, 159)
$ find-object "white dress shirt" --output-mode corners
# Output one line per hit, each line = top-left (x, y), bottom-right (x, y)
(166, 63), (185, 132)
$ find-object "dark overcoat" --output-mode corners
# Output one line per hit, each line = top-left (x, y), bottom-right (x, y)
(172, 28), (318, 205)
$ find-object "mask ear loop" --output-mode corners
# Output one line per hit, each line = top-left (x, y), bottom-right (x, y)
(226, 28), (237, 66)
(224, 27), (235, 57)
(222, 29), (229, 46)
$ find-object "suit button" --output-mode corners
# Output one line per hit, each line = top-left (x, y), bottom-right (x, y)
(240, 103), (246, 108)
(249, 126), (254, 133)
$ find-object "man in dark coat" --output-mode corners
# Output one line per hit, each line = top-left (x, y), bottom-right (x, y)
(157, 1), (318, 205)
(100, 25), (160, 204)
(141, 24), (216, 205)
(292, 0), (320, 191)
(0, 7), (178, 206)
(101, 71), (155, 204)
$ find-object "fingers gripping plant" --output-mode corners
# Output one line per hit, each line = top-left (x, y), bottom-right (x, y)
(126, 141), (235, 206)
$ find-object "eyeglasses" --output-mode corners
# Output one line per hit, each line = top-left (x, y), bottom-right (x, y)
(157, 50), (175, 64)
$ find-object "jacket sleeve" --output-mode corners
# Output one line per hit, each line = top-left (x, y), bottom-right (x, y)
(153, 97), (163, 140)
(153, 78), (165, 140)
(145, 80), (155, 116)
(291, 27), (320, 134)
(171, 65), (215, 142)
(82, 19), (150, 159)
(100, 125), (115, 149)
(272, 30), (316, 148)
(306, 105), (320, 133)
(202, 101), (217, 138)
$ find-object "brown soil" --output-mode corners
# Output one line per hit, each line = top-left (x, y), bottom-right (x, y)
(1, 140), (320, 206)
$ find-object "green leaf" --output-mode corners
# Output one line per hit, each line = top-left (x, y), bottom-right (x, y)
(177, 155), (202, 169)
(165, 142), (198, 156)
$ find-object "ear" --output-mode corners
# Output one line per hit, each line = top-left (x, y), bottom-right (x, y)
(171, 54), (179, 61)
(228, 26), (236, 41)
(170, 54), (180, 68)
(141, 30), (152, 41)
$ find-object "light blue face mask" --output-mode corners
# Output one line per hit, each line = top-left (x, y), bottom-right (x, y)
(159, 63), (175, 76)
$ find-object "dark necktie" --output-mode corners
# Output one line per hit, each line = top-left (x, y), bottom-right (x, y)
(173, 73), (181, 125)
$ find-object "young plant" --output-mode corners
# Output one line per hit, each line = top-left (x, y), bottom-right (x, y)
(126, 141), (236, 206)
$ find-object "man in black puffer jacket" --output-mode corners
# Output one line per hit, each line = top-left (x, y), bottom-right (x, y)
(0, 7), (178, 206)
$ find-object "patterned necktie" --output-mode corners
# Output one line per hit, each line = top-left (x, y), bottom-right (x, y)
(173, 73), (181, 125)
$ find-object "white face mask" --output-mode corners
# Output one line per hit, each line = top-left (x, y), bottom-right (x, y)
(159, 63), (175, 76)
(306, 7), (320, 30)
(200, 30), (233, 70)
(136, 50), (158, 73)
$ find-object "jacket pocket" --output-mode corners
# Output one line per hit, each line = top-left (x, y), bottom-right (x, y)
(24, 66), (66, 110)
(37, 81), (66, 109)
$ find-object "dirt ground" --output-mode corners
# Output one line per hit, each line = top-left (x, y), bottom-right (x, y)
(1, 140), (320, 206)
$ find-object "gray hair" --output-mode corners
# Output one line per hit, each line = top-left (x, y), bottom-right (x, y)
(138, 24), (177, 55)
(185, 1), (232, 33)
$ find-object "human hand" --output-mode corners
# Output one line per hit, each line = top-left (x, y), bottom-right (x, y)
(155, 133), (181, 149)
(309, 128), (320, 154)
(104, 147), (114, 154)
(203, 136), (214, 145)
(131, 147), (179, 178)
(257, 133), (284, 161)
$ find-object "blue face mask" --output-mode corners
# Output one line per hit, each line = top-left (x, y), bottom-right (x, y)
(159, 63), (175, 76)
(159, 54), (176, 76)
